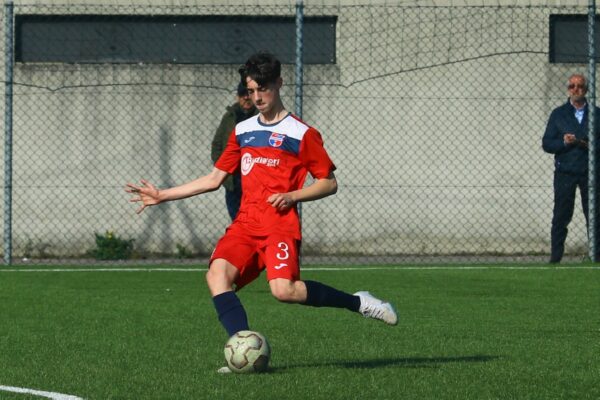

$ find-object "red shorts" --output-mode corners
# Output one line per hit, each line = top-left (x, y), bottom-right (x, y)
(209, 224), (300, 291)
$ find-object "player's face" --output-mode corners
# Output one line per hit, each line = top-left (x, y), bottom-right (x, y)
(245, 77), (282, 115)
(568, 75), (587, 103)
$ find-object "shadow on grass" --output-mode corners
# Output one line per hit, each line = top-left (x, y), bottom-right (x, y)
(272, 354), (501, 372)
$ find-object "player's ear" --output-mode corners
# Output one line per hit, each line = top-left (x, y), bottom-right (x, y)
(275, 77), (283, 90)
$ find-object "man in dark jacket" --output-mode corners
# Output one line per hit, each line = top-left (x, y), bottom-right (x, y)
(211, 82), (258, 220)
(542, 73), (599, 263)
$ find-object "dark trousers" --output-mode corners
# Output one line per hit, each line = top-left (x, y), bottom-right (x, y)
(550, 171), (589, 262)
(225, 175), (242, 221)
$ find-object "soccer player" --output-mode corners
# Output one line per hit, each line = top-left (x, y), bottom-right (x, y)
(126, 52), (397, 371)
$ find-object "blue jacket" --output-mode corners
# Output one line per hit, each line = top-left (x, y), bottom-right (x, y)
(542, 99), (598, 175)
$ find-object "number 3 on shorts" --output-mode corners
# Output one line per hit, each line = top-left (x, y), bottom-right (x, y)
(265, 238), (300, 282)
(276, 242), (289, 260)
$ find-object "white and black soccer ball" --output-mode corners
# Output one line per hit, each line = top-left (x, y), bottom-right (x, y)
(224, 330), (271, 373)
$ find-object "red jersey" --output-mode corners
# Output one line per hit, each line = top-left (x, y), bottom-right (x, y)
(215, 113), (336, 239)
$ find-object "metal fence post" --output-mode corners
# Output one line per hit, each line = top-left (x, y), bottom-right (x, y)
(295, 0), (304, 233)
(588, 0), (597, 262)
(4, 0), (14, 265)
(294, 0), (303, 119)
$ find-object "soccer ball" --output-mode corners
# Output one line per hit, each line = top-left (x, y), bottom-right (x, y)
(224, 330), (271, 373)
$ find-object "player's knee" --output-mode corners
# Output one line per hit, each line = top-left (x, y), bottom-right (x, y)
(206, 259), (237, 295)
(205, 268), (224, 292)
(269, 280), (297, 303)
(205, 268), (216, 285)
(271, 288), (294, 303)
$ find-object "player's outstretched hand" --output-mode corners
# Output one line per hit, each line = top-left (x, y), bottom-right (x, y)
(267, 193), (295, 211)
(125, 179), (161, 214)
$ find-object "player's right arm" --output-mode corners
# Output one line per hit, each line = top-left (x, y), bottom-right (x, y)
(125, 167), (228, 214)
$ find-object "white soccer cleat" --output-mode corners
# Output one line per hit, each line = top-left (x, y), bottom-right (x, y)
(217, 366), (232, 374)
(354, 291), (398, 326)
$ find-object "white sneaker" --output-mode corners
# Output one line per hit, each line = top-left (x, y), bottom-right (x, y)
(354, 291), (398, 325)
(217, 366), (232, 374)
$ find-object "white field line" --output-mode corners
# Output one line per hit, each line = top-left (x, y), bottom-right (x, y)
(0, 385), (84, 400)
(0, 265), (597, 272)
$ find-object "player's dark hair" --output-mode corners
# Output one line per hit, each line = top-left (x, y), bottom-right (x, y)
(239, 52), (281, 88)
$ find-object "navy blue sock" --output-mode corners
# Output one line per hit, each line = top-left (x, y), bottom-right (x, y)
(212, 291), (249, 337)
(303, 280), (360, 312)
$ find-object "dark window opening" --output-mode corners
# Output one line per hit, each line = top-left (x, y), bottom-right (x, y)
(15, 14), (337, 64)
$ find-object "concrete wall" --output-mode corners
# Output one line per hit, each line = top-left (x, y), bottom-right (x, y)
(0, 1), (593, 259)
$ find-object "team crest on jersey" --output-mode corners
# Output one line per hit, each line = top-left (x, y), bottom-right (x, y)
(269, 132), (285, 148)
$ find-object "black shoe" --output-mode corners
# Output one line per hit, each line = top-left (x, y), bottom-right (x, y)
(548, 259), (561, 264)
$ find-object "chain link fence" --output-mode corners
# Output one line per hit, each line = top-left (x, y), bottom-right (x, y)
(0, 1), (595, 265)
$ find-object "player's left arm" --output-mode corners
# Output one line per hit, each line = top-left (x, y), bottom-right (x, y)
(268, 127), (337, 211)
(267, 172), (337, 211)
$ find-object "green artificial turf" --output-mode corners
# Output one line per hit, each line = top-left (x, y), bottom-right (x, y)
(0, 264), (598, 399)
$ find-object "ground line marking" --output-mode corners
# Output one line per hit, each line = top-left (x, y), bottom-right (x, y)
(0, 385), (84, 400)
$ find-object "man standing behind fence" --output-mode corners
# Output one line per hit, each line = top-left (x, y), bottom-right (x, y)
(542, 73), (599, 263)
(211, 82), (258, 220)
